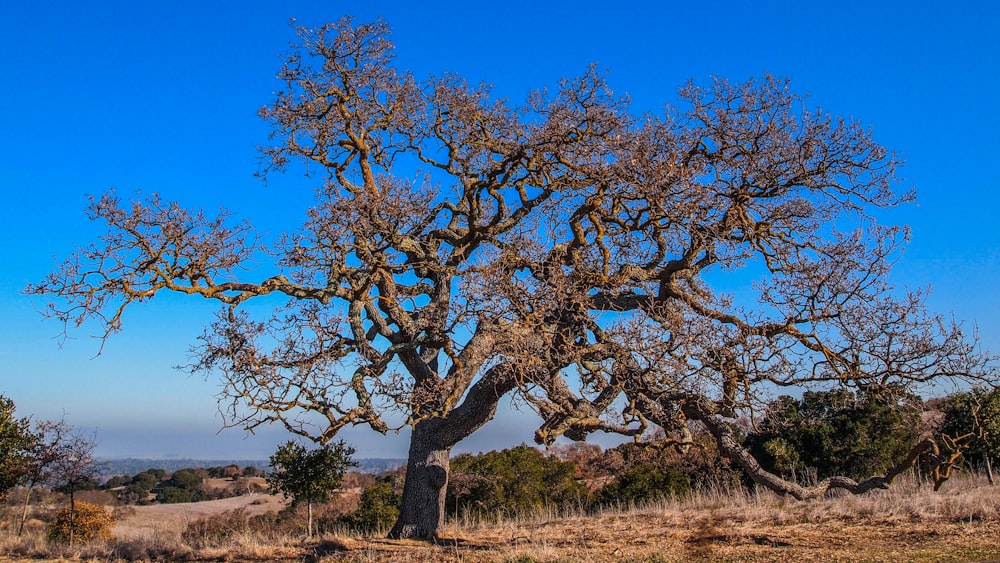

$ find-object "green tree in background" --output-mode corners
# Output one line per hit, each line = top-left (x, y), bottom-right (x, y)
(597, 463), (690, 507)
(268, 440), (356, 538)
(156, 468), (205, 504)
(0, 395), (35, 500)
(446, 445), (586, 519)
(745, 388), (923, 482)
(936, 388), (1000, 484)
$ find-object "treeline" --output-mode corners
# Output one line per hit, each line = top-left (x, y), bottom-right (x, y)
(235, 385), (999, 539)
(4, 387), (997, 542)
(441, 386), (1000, 520)
(101, 465), (268, 505)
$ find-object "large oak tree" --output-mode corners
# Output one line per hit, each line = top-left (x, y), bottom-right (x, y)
(29, 18), (994, 539)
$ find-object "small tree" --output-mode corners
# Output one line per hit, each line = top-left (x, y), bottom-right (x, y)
(47, 430), (100, 546)
(0, 394), (35, 500)
(268, 440), (356, 539)
(17, 418), (74, 535)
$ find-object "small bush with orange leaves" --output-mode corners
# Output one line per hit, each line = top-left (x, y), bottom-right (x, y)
(47, 501), (114, 543)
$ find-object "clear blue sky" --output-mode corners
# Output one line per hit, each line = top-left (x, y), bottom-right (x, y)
(2, 1), (998, 459)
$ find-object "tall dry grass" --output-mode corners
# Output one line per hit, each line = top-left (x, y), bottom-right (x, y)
(1, 471), (997, 562)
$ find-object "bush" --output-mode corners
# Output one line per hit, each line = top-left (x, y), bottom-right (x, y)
(744, 388), (923, 481)
(597, 464), (690, 506)
(935, 388), (1000, 471)
(446, 445), (587, 518)
(342, 482), (400, 533)
(47, 501), (114, 543)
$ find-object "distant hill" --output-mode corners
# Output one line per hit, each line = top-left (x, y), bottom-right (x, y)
(97, 457), (405, 479)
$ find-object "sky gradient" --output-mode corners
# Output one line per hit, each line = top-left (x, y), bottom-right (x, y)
(2, 1), (998, 459)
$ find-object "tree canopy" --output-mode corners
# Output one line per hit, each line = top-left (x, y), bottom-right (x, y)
(745, 388), (923, 482)
(28, 17), (995, 538)
(268, 440), (356, 538)
(0, 395), (35, 500)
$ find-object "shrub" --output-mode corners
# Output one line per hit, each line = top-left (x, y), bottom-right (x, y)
(446, 445), (587, 518)
(182, 508), (250, 548)
(47, 501), (113, 543)
(597, 464), (690, 506)
(342, 482), (400, 533)
(744, 388), (923, 481)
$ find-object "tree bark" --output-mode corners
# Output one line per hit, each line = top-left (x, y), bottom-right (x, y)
(389, 419), (451, 540)
(984, 452), (995, 486)
(17, 484), (34, 536)
(307, 499), (313, 539)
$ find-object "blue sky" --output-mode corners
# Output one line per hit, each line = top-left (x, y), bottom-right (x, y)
(2, 1), (998, 459)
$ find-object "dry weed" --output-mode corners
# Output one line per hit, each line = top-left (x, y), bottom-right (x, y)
(1, 472), (998, 562)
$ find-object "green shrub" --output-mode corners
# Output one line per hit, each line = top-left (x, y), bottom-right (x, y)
(597, 463), (690, 506)
(342, 482), (400, 533)
(446, 445), (587, 518)
(744, 388), (923, 481)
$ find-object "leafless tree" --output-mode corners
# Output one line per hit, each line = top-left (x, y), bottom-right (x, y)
(17, 418), (70, 536)
(45, 430), (99, 545)
(28, 18), (995, 539)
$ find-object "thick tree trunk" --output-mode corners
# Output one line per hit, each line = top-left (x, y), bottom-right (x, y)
(389, 420), (451, 540)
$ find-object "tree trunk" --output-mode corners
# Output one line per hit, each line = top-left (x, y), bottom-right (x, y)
(985, 452), (995, 486)
(17, 484), (34, 536)
(389, 420), (452, 540)
(69, 489), (75, 546)
(307, 499), (313, 539)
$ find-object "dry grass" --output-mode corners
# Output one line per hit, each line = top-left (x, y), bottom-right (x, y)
(3, 472), (999, 562)
(111, 492), (287, 541)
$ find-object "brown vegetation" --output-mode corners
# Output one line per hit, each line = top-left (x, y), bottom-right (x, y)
(2, 472), (998, 562)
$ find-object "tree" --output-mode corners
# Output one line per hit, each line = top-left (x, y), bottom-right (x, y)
(445, 445), (586, 519)
(267, 440), (356, 539)
(935, 388), (1000, 484)
(0, 394), (35, 500)
(16, 418), (73, 535)
(156, 468), (206, 504)
(745, 389), (923, 482)
(47, 430), (100, 546)
(27, 18), (995, 539)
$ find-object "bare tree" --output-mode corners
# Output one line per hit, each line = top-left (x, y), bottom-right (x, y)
(46, 430), (99, 546)
(27, 18), (994, 539)
(17, 418), (71, 536)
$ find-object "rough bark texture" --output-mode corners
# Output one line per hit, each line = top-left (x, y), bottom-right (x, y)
(390, 420), (452, 539)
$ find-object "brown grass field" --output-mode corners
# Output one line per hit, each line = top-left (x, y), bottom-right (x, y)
(3, 473), (1000, 562)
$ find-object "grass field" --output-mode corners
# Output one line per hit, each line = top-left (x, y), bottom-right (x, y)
(3, 472), (999, 562)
